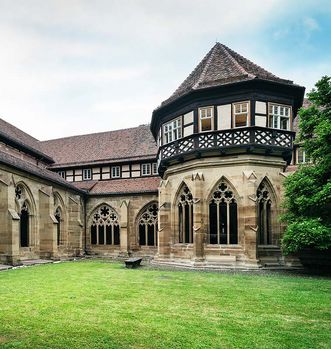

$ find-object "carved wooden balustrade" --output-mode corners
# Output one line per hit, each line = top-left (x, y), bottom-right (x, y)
(158, 127), (294, 164)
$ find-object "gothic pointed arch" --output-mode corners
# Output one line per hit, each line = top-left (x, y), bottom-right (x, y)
(15, 182), (36, 248)
(15, 182), (36, 214)
(136, 202), (158, 247)
(176, 183), (194, 244)
(20, 200), (30, 247)
(208, 177), (238, 244)
(53, 192), (66, 246)
(256, 177), (276, 245)
(89, 204), (120, 246)
(55, 206), (62, 246)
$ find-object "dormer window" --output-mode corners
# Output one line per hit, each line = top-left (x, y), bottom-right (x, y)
(233, 101), (249, 128)
(152, 163), (158, 175)
(58, 171), (65, 179)
(199, 106), (214, 132)
(268, 104), (291, 130)
(163, 117), (182, 144)
(141, 163), (151, 176)
(83, 168), (92, 181)
(111, 166), (121, 178)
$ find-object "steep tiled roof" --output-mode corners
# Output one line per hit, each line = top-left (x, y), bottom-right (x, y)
(0, 118), (54, 163)
(41, 125), (158, 167)
(0, 150), (83, 193)
(161, 42), (293, 106)
(73, 177), (159, 195)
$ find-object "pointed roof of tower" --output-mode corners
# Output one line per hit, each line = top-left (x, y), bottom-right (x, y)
(161, 42), (293, 106)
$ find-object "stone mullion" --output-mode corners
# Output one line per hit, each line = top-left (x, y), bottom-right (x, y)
(192, 174), (205, 262)
(157, 180), (172, 259)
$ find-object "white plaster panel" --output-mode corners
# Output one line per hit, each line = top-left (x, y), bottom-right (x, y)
(122, 165), (129, 171)
(75, 175), (82, 181)
(122, 172), (130, 178)
(255, 115), (267, 127)
(75, 169), (82, 175)
(131, 164), (140, 171)
(131, 171), (140, 177)
(183, 111), (194, 125)
(92, 174), (100, 180)
(102, 173), (110, 179)
(256, 101), (267, 114)
(217, 104), (231, 130)
(183, 125), (194, 137)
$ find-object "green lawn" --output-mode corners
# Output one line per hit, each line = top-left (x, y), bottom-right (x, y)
(0, 261), (330, 349)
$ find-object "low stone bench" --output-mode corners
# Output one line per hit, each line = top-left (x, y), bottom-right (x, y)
(125, 258), (143, 269)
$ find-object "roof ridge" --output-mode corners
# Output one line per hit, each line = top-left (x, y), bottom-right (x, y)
(221, 44), (282, 80)
(220, 44), (255, 79)
(193, 43), (218, 89)
(41, 124), (150, 143)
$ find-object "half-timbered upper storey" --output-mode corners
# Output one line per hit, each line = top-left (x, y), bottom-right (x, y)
(151, 43), (305, 176)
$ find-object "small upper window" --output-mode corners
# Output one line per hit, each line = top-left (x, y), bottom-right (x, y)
(163, 117), (182, 144)
(142, 163), (151, 176)
(268, 104), (291, 130)
(83, 169), (92, 181)
(199, 107), (214, 132)
(152, 163), (158, 175)
(58, 171), (65, 179)
(111, 166), (121, 178)
(233, 102), (249, 128)
(297, 148), (311, 164)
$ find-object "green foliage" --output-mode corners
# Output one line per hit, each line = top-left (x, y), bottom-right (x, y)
(282, 218), (331, 254)
(282, 76), (331, 254)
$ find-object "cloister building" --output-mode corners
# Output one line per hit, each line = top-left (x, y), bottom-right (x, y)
(0, 43), (305, 268)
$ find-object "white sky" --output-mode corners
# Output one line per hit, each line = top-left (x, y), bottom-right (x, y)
(0, 0), (330, 140)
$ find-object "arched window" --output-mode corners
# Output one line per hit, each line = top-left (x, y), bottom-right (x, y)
(178, 185), (193, 243)
(20, 202), (29, 247)
(138, 203), (158, 246)
(257, 181), (272, 245)
(209, 181), (238, 244)
(90, 205), (120, 246)
(55, 207), (61, 245)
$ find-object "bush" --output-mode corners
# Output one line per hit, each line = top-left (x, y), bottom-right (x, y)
(282, 218), (331, 254)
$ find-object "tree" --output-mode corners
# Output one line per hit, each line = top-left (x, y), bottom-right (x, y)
(281, 76), (331, 254)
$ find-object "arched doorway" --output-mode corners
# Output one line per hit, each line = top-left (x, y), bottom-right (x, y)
(20, 202), (29, 247)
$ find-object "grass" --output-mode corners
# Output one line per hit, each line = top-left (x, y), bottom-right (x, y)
(0, 261), (330, 349)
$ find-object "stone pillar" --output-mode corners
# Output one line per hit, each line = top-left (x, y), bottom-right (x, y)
(191, 172), (205, 262)
(242, 171), (260, 267)
(0, 178), (20, 265)
(119, 200), (129, 257)
(39, 189), (57, 258)
(157, 179), (172, 260)
(68, 196), (83, 256)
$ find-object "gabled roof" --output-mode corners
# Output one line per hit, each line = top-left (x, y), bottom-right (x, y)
(0, 118), (54, 163)
(41, 124), (158, 168)
(161, 42), (293, 106)
(73, 177), (159, 195)
(0, 149), (83, 193)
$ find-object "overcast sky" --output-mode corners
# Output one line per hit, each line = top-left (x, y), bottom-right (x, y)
(0, 0), (330, 140)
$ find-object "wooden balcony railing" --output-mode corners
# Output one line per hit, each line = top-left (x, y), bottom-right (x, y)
(158, 127), (294, 162)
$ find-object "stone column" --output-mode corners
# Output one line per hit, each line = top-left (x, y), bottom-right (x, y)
(68, 196), (83, 256)
(242, 171), (260, 267)
(39, 189), (57, 258)
(191, 172), (205, 262)
(157, 179), (172, 260)
(119, 200), (129, 257)
(0, 178), (20, 265)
